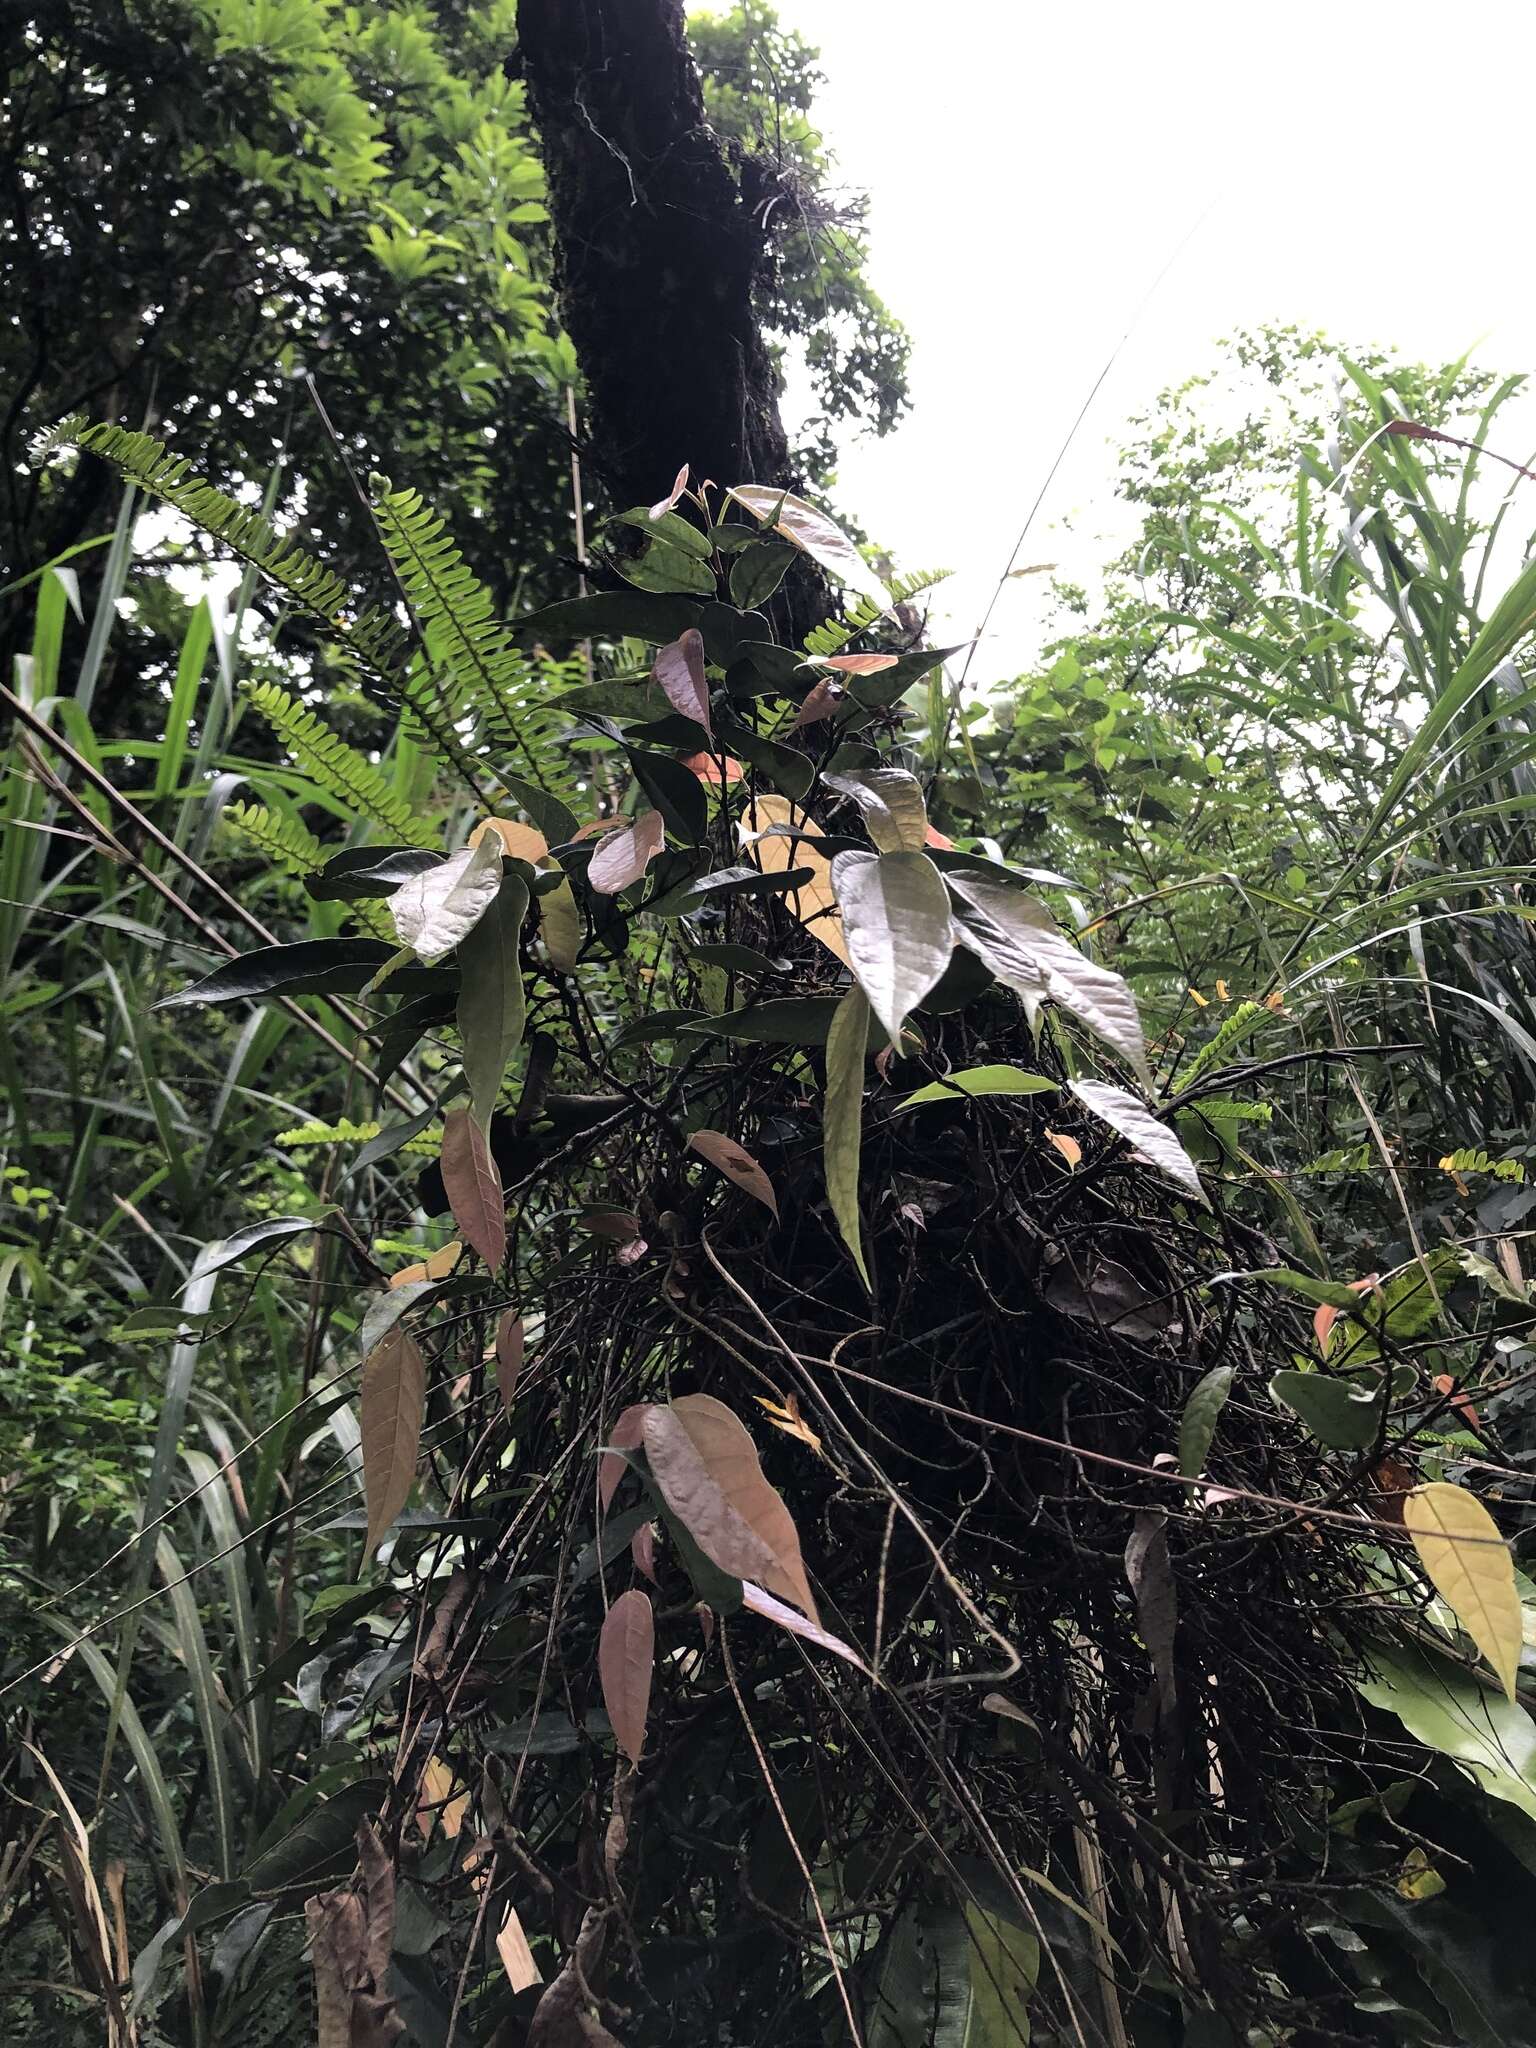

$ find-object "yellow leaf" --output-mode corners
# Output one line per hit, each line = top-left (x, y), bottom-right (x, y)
(753, 1392), (823, 1456)
(743, 795), (849, 966)
(1045, 1129), (1082, 1167)
(496, 1902), (542, 1993)
(470, 816), (549, 864)
(388, 1241), (463, 1289)
(1403, 1482), (1521, 1701)
(1187, 987), (1209, 1008)
(1215, 978), (1231, 1002)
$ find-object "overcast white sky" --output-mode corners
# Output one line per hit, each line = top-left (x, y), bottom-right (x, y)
(758, 0), (1536, 676)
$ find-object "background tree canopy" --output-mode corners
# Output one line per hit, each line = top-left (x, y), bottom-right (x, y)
(4, 6), (1536, 2048)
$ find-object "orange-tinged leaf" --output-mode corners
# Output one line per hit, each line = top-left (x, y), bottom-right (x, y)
(495, 1311), (524, 1410)
(923, 823), (954, 851)
(1432, 1372), (1484, 1439)
(388, 1241), (462, 1289)
(650, 1393), (818, 1621)
(417, 1756), (469, 1841)
(496, 1903), (543, 1993)
(360, 1326), (427, 1558)
(817, 652), (898, 675)
(680, 751), (742, 785)
(470, 816), (549, 864)
(598, 1588), (655, 1767)
(440, 1110), (506, 1271)
(1045, 1130), (1081, 1167)
(1403, 1481), (1521, 1700)
(1187, 987), (1209, 1009)
(1215, 978), (1231, 1002)
(588, 811), (666, 895)
(753, 1392), (822, 1456)
(743, 795), (849, 965)
(793, 678), (844, 727)
(687, 1129), (779, 1219)
(1314, 1272), (1379, 1357)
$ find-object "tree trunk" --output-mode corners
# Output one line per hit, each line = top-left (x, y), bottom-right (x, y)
(514, 0), (792, 510)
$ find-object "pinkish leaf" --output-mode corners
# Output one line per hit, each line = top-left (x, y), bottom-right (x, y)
(587, 811), (666, 895)
(598, 1588), (655, 1767)
(817, 653), (898, 675)
(631, 1520), (658, 1582)
(649, 464), (690, 519)
(494, 1311), (523, 1410)
(793, 679), (844, 728)
(599, 1404), (651, 1512)
(654, 629), (710, 736)
(740, 1581), (868, 1673)
(440, 1110), (506, 1271)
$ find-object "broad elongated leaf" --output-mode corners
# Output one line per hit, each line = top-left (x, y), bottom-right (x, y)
(681, 997), (845, 1045)
(744, 795), (849, 963)
(824, 985), (872, 1288)
(688, 1129), (779, 1218)
(740, 1581), (867, 1672)
(832, 848), (954, 1043)
(897, 1066), (1057, 1109)
(1270, 1368), (1386, 1449)
(390, 833), (503, 964)
(655, 629), (711, 736)
(729, 538), (794, 608)
(1358, 1645), (1536, 1823)
(439, 1109), (506, 1271)
(495, 1311), (523, 1410)
(1178, 1365), (1234, 1477)
(190, 1214), (319, 1277)
(1069, 1080), (1207, 1204)
(155, 939), (397, 1009)
(537, 875), (582, 970)
(598, 1589), (655, 1767)
(628, 746), (708, 842)
(947, 870), (1148, 1081)
(643, 1395), (818, 1619)
(646, 862), (815, 919)
(825, 767), (929, 853)
(360, 1327), (427, 1558)
(588, 811), (665, 895)
(513, 590), (701, 645)
(715, 712), (814, 801)
(456, 871), (527, 1129)
(727, 484), (889, 607)
(1403, 1483), (1520, 1701)
(306, 846), (442, 901)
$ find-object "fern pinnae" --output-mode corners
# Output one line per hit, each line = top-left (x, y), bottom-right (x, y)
(242, 682), (434, 847)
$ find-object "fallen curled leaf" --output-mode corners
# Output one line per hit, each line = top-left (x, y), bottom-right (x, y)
(1403, 1480), (1520, 1700)
(470, 816), (549, 864)
(598, 1588), (655, 1767)
(687, 1128), (779, 1219)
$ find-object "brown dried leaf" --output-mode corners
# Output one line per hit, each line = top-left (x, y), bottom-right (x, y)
(495, 1310), (524, 1410)
(470, 816), (550, 864)
(496, 1901), (544, 1993)
(645, 1395), (818, 1620)
(440, 1110), (506, 1271)
(654, 629), (710, 735)
(388, 1240), (462, 1289)
(687, 1129), (779, 1219)
(743, 795), (848, 965)
(598, 1588), (655, 1767)
(753, 1392), (822, 1456)
(588, 811), (666, 896)
(360, 1326), (427, 1558)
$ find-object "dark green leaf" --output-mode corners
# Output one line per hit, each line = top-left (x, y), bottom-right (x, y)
(305, 847), (442, 901)
(155, 939), (396, 1009)
(513, 592), (703, 647)
(1178, 1365), (1235, 1477)
(824, 984), (872, 1288)
(682, 997), (846, 1045)
(1270, 1368), (1388, 1448)
(730, 542), (794, 609)
(626, 747), (709, 843)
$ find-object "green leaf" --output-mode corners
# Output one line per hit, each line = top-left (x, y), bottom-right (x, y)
(305, 846), (442, 901)
(1270, 1368), (1387, 1448)
(896, 1065), (1057, 1109)
(824, 984), (872, 1288)
(682, 997), (847, 1045)
(513, 591), (702, 646)
(154, 939), (399, 1008)
(456, 870), (528, 1128)
(245, 1781), (389, 1897)
(611, 531), (717, 596)
(1358, 1645), (1536, 1824)
(609, 506), (713, 560)
(1178, 1365), (1235, 1477)
(832, 848), (954, 1043)
(646, 863), (815, 919)
(730, 539), (794, 608)
(627, 746), (709, 843)
(1217, 1268), (1368, 1311)
(715, 711), (815, 801)
(727, 485), (888, 607)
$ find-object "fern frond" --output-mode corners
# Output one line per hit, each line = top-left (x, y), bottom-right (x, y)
(801, 567), (952, 657)
(241, 683), (433, 847)
(225, 800), (324, 877)
(1178, 999), (1274, 1091)
(276, 1116), (439, 1153)
(1439, 1147), (1526, 1184)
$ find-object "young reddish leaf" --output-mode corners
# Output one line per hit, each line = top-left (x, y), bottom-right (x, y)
(361, 1326), (427, 1558)
(599, 1403), (651, 1512)
(580, 1209), (643, 1243)
(631, 1520), (658, 1582)
(439, 1109), (507, 1271)
(494, 1311), (524, 1411)
(649, 463), (691, 519)
(923, 823), (955, 850)
(1044, 1130), (1082, 1168)
(469, 816), (549, 864)
(679, 751), (742, 785)
(587, 811), (666, 895)
(816, 652), (898, 675)
(793, 678), (845, 728)
(654, 629), (710, 736)
(726, 484), (889, 608)
(1314, 1273), (1380, 1356)
(687, 1129), (779, 1219)
(647, 1393), (819, 1620)
(598, 1588), (655, 1767)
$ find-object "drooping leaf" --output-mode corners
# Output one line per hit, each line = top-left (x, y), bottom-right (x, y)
(390, 833), (504, 965)
(456, 871), (528, 1130)
(739, 1581), (867, 1673)
(598, 1589), (655, 1767)
(687, 1129), (779, 1219)
(154, 939), (399, 1009)
(513, 591), (702, 646)
(832, 848), (954, 1044)
(1403, 1483), (1521, 1701)
(1070, 1080), (1207, 1204)
(896, 1066), (1058, 1110)
(947, 870), (1149, 1081)
(598, 1404), (651, 1513)
(1270, 1368), (1387, 1449)
(360, 1328), (427, 1559)
(744, 795), (849, 963)
(1178, 1365), (1235, 1478)
(824, 766), (929, 853)
(536, 875), (582, 971)
(824, 984), (872, 1289)
(439, 1110), (506, 1271)
(654, 629), (711, 737)
(643, 1394), (818, 1619)
(494, 1312), (523, 1411)
(681, 997), (846, 1045)
(727, 484), (889, 607)
(188, 1215), (319, 1277)
(587, 811), (666, 895)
